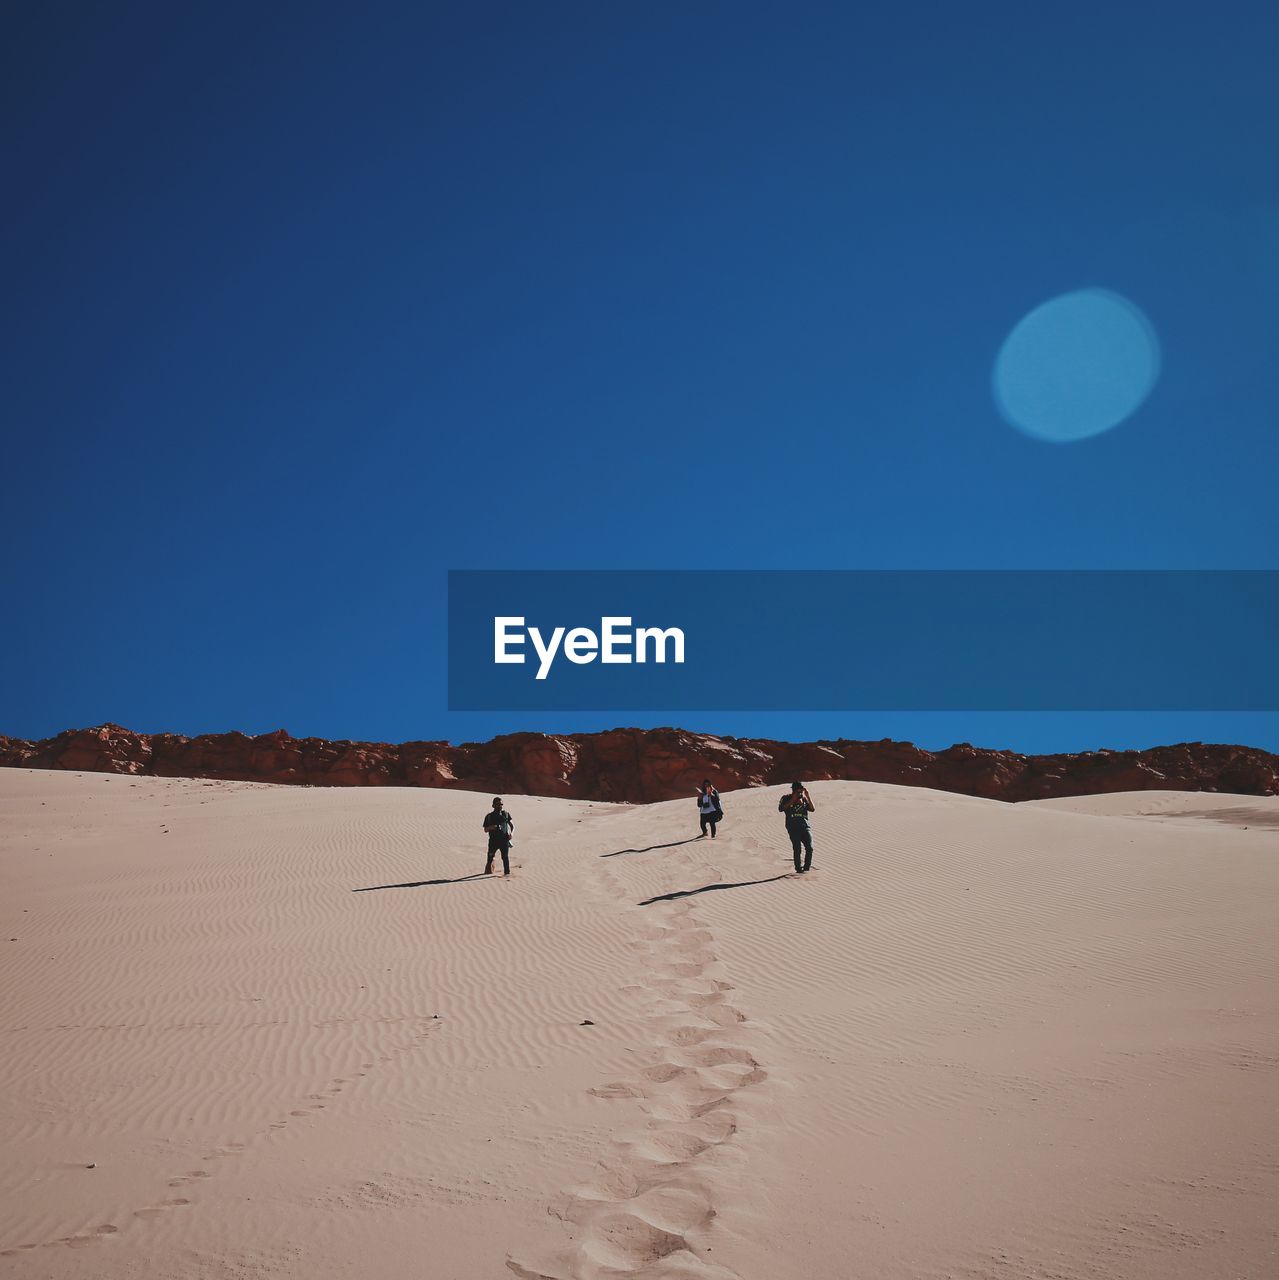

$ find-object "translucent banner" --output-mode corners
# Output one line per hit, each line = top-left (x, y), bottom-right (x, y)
(447, 571), (1279, 711)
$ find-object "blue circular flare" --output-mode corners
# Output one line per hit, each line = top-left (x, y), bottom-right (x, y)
(994, 289), (1161, 442)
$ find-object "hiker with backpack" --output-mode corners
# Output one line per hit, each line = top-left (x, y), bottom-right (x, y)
(483, 797), (516, 876)
(779, 781), (816, 873)
(696, 779), (723, 838)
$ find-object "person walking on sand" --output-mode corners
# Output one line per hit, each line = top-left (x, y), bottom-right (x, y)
(779, 781), (816, 873)
(483, 797), (515, 876)
(696, 779), (723, 838)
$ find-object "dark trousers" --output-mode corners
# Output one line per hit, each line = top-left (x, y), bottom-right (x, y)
(699, 813), (718, 837)
(787, 823), (813, 872)
(485, 832), (511, 874)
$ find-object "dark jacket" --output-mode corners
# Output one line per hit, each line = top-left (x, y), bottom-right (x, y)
(778, 795), (813, 828)
(483, 809), (514, 837)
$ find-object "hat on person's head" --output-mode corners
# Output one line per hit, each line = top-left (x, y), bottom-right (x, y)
(492, 796), (503, 805)
(791, 780), (804, 791)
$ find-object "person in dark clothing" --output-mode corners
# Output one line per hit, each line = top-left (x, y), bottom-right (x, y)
(483, 797), (515, 876)
(778, 781), (816, 873)
(696, 778), (722, 838)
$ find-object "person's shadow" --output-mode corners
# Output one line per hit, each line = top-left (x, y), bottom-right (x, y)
(601, 837), (706, 858)
(639, 874), (790, 905)
(353, 873), (489, 892)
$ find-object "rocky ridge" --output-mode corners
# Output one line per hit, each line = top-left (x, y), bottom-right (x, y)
(2, 724), (1277, 802)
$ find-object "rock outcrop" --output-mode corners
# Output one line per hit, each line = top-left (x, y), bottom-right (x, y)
(2, 724), (1277, 802)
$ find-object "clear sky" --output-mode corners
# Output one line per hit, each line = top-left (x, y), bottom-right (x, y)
(4, 2), (1278, 753)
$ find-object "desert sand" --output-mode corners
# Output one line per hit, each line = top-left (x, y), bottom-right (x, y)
(2, 769), (1276, 1279)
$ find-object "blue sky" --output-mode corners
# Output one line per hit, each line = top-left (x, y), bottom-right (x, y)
(4, 2), (1277, 753)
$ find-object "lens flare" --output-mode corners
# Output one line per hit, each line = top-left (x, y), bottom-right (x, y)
(994, 289), (1160, 442)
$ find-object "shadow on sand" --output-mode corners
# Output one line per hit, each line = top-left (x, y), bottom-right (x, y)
(353, 873), (490, 892)
(639, 874), (790, 905)
(601, 837), (706, 858)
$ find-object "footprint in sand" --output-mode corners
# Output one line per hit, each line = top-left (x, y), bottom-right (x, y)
(641, 1063), (700, 1084)
(133, 1199), (190, 1219)
(666, 1025), (718, 1047)
(61, 1225), (117, 1249)
(700, 1004), (747, 1027)
(589, 1081), (643, 1099)
(202, 1143), (246, 1160)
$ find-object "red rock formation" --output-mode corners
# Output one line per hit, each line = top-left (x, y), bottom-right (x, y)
(2, 724), (1277, 802)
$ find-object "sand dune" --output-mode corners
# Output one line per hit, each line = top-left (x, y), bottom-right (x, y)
(2, 771), (1276, 1279)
